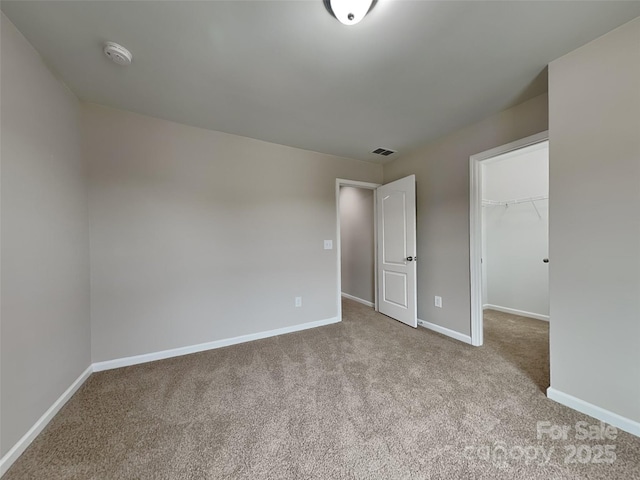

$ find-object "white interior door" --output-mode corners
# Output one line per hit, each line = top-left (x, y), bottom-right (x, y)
(377, 175), (417, 327)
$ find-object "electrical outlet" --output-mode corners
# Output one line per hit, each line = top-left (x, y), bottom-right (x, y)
(295, 296), (302, 308)
(435, 296), (442, 308)
(324, 240), (333, 250)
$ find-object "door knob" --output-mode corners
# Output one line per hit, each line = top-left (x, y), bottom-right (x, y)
(407, 256), (414, 261)
(543, 258), (549, 263)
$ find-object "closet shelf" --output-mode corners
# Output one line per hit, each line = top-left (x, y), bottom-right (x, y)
(482, 195), (548, 207)
(482, 195), (548, 219)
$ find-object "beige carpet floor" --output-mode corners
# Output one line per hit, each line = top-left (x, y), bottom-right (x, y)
(5, 300), (640, 479)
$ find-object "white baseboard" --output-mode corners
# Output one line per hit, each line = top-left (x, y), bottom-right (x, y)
(93, 316), (340, 372)
(341, 292), (374, 308)
(0, 365), (93, 476)
(547, 387), (640, 438)
(417, 319), (472, 345)
(483, 304), (549, 322)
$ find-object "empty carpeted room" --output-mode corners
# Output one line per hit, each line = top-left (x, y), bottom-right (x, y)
(1, 1), (639, 479)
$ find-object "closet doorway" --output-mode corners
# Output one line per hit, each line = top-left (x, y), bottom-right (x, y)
(336, 180), (379, 320)
(470, 132), (549, 346)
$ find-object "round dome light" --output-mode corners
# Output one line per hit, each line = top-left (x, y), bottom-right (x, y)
(327, 0), (374, 26)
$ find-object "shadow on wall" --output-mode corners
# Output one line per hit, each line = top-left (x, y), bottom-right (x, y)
(509, 66), (549, 110)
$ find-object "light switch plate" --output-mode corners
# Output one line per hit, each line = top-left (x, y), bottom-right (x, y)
(324, 240), (333, 250)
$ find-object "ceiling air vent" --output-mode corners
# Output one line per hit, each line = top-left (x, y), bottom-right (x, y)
(372, 148), (396, 157)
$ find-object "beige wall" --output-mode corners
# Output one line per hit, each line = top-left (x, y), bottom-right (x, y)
(340, 187), (375, 304)
(383, 94), (548, 335)
(548, 18), (640, 423)
(0, 14), (90, 456)
(83, 104), (382, 362)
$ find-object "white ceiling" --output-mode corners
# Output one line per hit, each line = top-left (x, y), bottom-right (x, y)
(2, 1), (639, 163)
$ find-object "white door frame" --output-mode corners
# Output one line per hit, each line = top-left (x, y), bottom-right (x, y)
(469, 131), (548, 346)
(336, 179), (381, 321)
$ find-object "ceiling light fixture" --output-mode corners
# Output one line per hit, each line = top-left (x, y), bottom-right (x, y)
(324, 0), (374, 26)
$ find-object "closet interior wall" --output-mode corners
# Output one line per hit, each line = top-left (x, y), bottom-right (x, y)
(482, 142), (549, 320)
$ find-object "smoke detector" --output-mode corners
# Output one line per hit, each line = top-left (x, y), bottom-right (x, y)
(104, 42), (132, 66)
